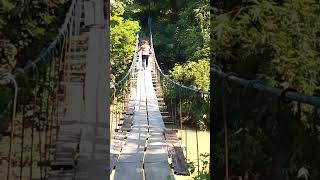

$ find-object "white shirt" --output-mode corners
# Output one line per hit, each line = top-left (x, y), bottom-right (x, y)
(141, 44), (151, 55)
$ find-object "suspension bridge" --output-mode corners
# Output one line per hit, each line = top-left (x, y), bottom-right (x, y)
(2, 0), (320, 180)
(0, 0), (209, 179)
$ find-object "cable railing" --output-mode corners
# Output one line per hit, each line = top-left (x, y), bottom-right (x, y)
(147, 17), (210, 178)
(0, 0), (79, 81)
(0, 0), (84, 179)
(110, 34), (139, 89)
(211, 64), (320, 179)
(149, 34), (210, 95)
(110, 34), (140, 138)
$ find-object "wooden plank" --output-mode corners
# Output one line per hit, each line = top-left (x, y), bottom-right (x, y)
(145, 144), (168, 163)
(126, 132), (148, 140)
(60, 120), (108, 128)
(50, 159), (75, 170)
(48, 170), (76, 180)
(118, 152), (144, 163)
(110, 153), (119, 172)
(121, 142), (146, 154)
(131, 125), (149, 132)
(148, 127), (164, 132)
(120, 115), (133, 131)
(111, 142), (123, 153)
(149, 131), (164, 137)
(84, 1), (94, 26)
(147, 141), (166, 146)
(172, 146), (189, 176)
(111, 131), (126, 173)
(113, 132), (126, 140)
(114, 162), (143, 180)
(148, 136), (165, 142)
(164, 129), (189, 176)
(144, 162), (174, 180)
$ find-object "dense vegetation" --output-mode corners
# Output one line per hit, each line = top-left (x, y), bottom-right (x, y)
(0, 1), (71, 177)
(212, 0), (320, 94)
(110, 0), (140, 83)
(0, 0), (70, 133)
(212, 0), (320, 179)
(0, 0), (70, 71)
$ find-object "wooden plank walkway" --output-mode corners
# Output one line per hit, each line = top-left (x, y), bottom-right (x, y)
(51, 85), (83, 171)
(120, 100), (135, 131)
(113, 67), (175, 180)
(165, 130), (189, 176)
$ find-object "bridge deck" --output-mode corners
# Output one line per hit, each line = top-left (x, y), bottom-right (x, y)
(113, 68), (175, 180)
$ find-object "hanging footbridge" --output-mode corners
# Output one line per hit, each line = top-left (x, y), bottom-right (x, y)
(109, 33), (210, 179)
(0, 0), (209, 179)
(2, 0), (320, 180)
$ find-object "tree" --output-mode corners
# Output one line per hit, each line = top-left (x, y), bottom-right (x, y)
(212, 0), (320, 179)
(110, 0), (140, 83)
(0, 0), (70, 71)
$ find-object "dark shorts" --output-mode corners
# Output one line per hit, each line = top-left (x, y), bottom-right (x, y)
(142, 55), (149, 67)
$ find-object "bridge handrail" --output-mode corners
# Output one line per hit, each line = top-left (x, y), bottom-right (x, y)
(211, 65), (320, 107)
(0, 0), (79, 82)
(149, 34), (210, 95)
(111, 34), (139, 89)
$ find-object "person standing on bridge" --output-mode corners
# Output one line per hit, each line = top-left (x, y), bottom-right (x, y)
(137, 39), (152, 70)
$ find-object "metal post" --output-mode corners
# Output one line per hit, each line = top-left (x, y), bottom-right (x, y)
(185, 125), (188, 161)
(195, 127), (200, 178)
(20, 95), (26, 180)
(179, 88), (183, 136)
(222, 90), (229, 180)
(2, 73), (18, 180)
(28, 61), (39, 180)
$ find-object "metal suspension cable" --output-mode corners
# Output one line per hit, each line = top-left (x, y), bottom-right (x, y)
(147, 23), (210, 95)
(211, 66), (320, 107)
(111, 34), (139, 89)
(0, 0), (79, 82)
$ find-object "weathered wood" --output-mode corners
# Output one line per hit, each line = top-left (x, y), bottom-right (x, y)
(114, 162), (144, 180)
(110, 131), (126, 173)
(171, 146), (189, 176)
(118, 152), (144, 163)
(120, 115), (133, 131)
(160, 111), (169, 116)
(113, 64), (176, 179)
(144, 146), (168, 163)
(164, 129), (189, 176)
(144, 162), (175, 180)
(121, 141), (146, 154)
(110, 153), (119, 172)
(47, 170), (76, 180)
(50, 159), (75, 171)
(84, 1), (94, 26)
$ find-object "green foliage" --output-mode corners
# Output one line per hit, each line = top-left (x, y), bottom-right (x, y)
(167, 60), (210, 130)
(0, 0), (70, 71)
(110, 0), (141, 83)
(162, 79), (209, 130)
(170, 60), (209, 91)
(187, 153), (210, 180)
(126, 0), (210, 69)
(212, 1), (320, 179)
(212, 0), (320, 94)
(0, 0), (70, 137)
(176, 0), (210, 61)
